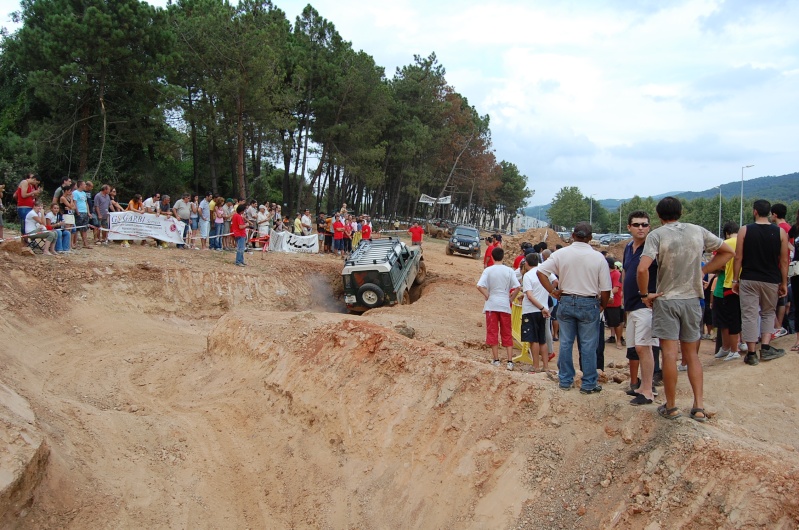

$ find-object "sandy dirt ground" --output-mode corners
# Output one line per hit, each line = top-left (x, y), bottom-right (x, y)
(1, 228), (798, 529)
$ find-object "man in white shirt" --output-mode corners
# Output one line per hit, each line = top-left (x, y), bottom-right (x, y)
(25, 202), (57, 255)
(537, 222), (611, 393)
(301, 209), (313, 236)
(477, 246), (521, 370)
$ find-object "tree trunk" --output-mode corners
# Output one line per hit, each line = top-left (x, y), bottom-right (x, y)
(188, 88), (199, 195)
(236, 93), (246, 200)
(79, 103), (90, 177)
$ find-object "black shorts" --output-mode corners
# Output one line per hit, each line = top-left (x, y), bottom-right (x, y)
(76, 213), (90, 232)
(626, 346), (639, 361)
(777, 295), (788, 308)
(712, 294), (741, 334)
(550, 304), (558, 321)
(521, 312), (547, 345)
(605, 306), (623, 327)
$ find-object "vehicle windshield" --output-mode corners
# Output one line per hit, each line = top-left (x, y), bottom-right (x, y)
(454, 227), (479, 238)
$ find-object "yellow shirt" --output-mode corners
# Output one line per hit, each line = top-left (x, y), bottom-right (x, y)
(208, 200), (216, 216)
(722, 236), (737, 289)
(294, 218), (302, 234)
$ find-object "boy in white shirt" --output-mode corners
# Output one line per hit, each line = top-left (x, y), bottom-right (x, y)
(477, 246), (521, 370)
(521, 253), (554, 372)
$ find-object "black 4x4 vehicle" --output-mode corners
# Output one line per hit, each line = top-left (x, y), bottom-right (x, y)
(446, 225), (481, 259)
(342, 238), (426, 313)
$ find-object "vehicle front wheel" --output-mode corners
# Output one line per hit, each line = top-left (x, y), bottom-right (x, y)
(399, 289), (411, 305)
(445, 246), (453, 255)
(413, 261), (427, 285)
(473, 251), (481, 260)
(357, 283), (385, 309)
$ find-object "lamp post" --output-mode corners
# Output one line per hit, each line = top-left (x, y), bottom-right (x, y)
(739, 165), (754, 226)
(618, 201), (623, 233)
(715, 186), (722, 238)
(589, 194), (596, 226)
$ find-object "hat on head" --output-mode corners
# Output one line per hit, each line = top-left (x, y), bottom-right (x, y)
(523, 247), (536, 255)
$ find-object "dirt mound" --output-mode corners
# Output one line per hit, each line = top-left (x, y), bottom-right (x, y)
(1, 237), (799, 528)
(503, 228), (567, 254)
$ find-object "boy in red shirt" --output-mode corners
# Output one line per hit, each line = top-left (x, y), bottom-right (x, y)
(231, 204), (248, 267)
(408, 222), (424, 246)
(361, 219), (372, 241)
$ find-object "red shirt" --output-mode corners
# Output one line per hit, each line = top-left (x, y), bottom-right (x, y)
(484, 243), (496, 267)
(408, 225), (424, 242)
(333, 220), (344, 240)
(608, 269), (622, 308)
(231, 213), (247, 237)
(361, 224), (372, 240)
(512, 254), (525, 269)
(16, 183), (36, 208)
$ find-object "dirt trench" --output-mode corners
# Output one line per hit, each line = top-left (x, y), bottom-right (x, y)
(1, 240), (799, 529)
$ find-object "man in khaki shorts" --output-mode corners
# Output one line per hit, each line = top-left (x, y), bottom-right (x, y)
(637, 197), (733, 422)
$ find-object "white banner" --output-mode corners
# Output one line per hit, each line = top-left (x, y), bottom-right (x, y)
(107, 212), (187, 244)
(268, 231), (319, 253)
(418, 194), (451, 205)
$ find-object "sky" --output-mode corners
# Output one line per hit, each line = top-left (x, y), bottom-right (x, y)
(2, 0), (798, 206)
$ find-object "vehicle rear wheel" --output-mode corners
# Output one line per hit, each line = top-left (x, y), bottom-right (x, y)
(357, 283), (385, 309)
(413, 261), (427, 285)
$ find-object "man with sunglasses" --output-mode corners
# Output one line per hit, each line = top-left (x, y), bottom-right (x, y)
(622, 211), (659, 406)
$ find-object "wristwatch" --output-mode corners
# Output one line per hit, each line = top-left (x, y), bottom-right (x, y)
(639, 291), (649, 298)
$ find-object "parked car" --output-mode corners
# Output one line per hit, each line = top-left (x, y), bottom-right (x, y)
(342, 238), (426, 313)
(446, 225), (481, 259)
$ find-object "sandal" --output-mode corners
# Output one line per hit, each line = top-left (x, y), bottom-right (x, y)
(657, 405), (682, 420)
(791, 344), (799, 351)
(690, 408), (708, 423)
(630, 394), (653, 406)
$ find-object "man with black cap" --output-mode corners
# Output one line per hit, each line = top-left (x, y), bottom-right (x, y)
(536, 222), (611, 394)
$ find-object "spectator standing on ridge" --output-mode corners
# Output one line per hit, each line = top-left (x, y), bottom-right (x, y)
(231, 203), (248, 267)
(605, 256), (625, 350)
(172, 193), (192, 249)
(477, 246), (521, 371)
(770, 203), (792, 338)
(199, 192), (212, 250)
(637, 197), (732, 422)
(711, 222), (743, 361)
(732, 199), (789, 365)
(52, 176), (72, 205)
(483, 236), (496, 268)
(93, 184), (112, 245)
(537, 222), (611, 394)
(72, 181), (92, 249)
(16, 173), (41, 234)
(622, 210), (659, 406)
(521, 252), (553, 372)
(301, 209), (313, 236)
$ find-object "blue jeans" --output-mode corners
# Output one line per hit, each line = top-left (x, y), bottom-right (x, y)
(54, 229), (71, 252)
(557, 295), (601, 390)
(235, 236), (246, 264)
(18, 207), (32, 234)
(212, 223), (224, 249)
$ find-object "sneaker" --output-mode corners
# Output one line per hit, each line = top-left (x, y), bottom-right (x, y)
(235, 263), (246, 267)
(739, 342), (748, 353)
(760, 347), (786, 361)
(579, 385), (602, 395)
(701, 333), (710, 340)
(491, 359), (500, 367)
(606, 336), (616, 344)
(744, 352), (759, 366)
(653, 371), (663, 386)
(677, 364), (688, 372)
(773, 328), (788, 339)
(723, 350), (741, 361)
(620, 337), (626, 346)
(506, 361), (514, 371)
(715, 347), (731, 359)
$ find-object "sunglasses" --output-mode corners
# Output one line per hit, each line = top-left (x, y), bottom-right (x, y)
(630, 222), (650, 228)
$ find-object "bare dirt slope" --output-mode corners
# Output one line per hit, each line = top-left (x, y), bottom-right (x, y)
(1, 235), (798, 529)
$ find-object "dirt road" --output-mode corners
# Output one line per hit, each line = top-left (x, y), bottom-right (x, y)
(1, 231), (798, 528)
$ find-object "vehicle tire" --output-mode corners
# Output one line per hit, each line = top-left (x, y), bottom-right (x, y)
(357, 283), (385, 309)
(399, 289), (410, 305)
(413, 261), (427, 285)
(474, 251), (481, 260)
(445, 246), (453, 255)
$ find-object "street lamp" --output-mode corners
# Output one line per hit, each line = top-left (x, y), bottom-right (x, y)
(715, 186), (722, 238)
(618, 201), (623, 233)
(589, 194), (596, 226)
(740, 165), (754, 226)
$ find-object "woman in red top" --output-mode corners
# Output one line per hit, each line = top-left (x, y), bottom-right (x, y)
(231, 204), (248, 267)
(333, 217), (345, 258)
(16, 174), (41, 234)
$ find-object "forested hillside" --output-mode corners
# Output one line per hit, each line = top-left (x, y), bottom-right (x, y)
(0, 0), (531, 228)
